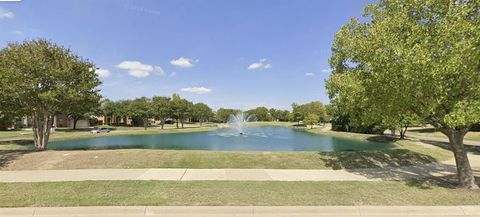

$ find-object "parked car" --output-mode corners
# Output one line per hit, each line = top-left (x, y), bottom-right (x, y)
(90, 127), (110, 134)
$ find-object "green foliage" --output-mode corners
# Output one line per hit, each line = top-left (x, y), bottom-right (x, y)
(193, 103), (214, 124)
(0, 111), (21, 130)
(151, 96), (172, 127)
(215, 108), (241, 123)
(0, 39), (101, 116)
(0, 39), (101, 149)
(292, 101), (328, 123)
(269, 108), (291, 122)
(326, 0), (480, 188)
(327, 0), (480, 131)
(127, 97), (152, 120)
(304, 113), (319, 128)
(245, 107), (270, 121)
(170, 94), (193, 128)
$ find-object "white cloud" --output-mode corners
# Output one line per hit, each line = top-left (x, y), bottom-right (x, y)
(170, 57), (196, 68)
(13, 30), (22, 35)
(117, 60), (153, 71)
(170, 71), (177, 77)
(0, 7), (14, 19)
(321, 68), (332, 73)
(95, 69), (111, 78)
(128, 70), (150, 78)
(116, 60), (164, 78)
(305, 72), (315, 76)
(248, 58), (272, 70)
(180, 86), (211, 94)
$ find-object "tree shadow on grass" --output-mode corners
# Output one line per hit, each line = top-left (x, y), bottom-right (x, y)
(404, 175), (480, 190)
(318, 148), (480, 190)
(419, 139), (480, 154)
(317, 149), (437, 170)
(0, 139), (35, 169)
(408, 128), (437, 133)
(0, 150), (34, 169)
(347, 163), (459, 187)
(366, 135), (399, 143)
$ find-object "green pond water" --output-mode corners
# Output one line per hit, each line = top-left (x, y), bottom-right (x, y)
(48, 126), (392, 152)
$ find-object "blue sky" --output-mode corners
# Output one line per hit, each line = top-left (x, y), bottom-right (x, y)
(0, 0), (374, 110)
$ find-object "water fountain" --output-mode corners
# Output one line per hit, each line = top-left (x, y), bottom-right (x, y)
(227, 112), (256, 135)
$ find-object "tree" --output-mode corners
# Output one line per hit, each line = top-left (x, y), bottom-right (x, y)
(0, 110), (21, 130)
(246, 107), (270, 121)
(66, 93), (100, 130)
(269, 108), (291, 122)
(193, 103), (213, 126)
(327, 0), (480, 189)
(170, 94), (192, 128)
(292, 101), (328, 123)
(215, 108), (240, 123)
(151, 96), (172, 129)
(304, 113), (319, 129)
(100, 99), (117, 125)
(0, 39), (101, 150)
(127, 97), (152, 130)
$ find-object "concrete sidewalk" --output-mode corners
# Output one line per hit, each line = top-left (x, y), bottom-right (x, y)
(1, 206), (480, 217)
(0, 168), (380, 183)
(0, 161), (465, 183)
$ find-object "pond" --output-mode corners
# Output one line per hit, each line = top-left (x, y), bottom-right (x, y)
(48, 126), (392, 152)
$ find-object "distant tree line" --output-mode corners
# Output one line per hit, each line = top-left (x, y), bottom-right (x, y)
(99, 94), (214, 130)
(215, 101), (329, 126)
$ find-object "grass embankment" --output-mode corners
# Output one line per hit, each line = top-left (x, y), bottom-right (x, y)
(0, 180), (479, 207)
(1, 140), (452, 170)
(0, 122), (453, 170)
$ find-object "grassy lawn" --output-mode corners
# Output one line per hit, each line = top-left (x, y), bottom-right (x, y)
(0, 180), (479, 207)
(0, 129), (32, 139)
(1, 140), (452, 170)
(405, 127), (480, 142)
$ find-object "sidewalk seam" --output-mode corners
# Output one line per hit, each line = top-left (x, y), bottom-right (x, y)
(179, 168), (188, 181)
(459, 206), (467, 216)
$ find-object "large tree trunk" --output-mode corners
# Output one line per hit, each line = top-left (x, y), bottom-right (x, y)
(445, 129), (478, 189)
(73, 118), (78, 130)
(160, 119), (164, 130)
(143, 118), (148, 130)
(31, 111), (53, 151)
(181, 119), (184, 128)
(399, 125), (407, 139)
(200, 120), (203, 127)
(176, 119), (179, 128)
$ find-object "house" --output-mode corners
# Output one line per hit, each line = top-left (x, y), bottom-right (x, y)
(16, 115), (91, 129)
(97, 115), (133, 125)
(53, 114), (90, 129)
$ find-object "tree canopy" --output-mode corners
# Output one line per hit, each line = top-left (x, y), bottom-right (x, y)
(0, 39), (101, 150)
(193, 103), (214, 126)
(326, 0), (480, 189)
(291, 101), (328, 123)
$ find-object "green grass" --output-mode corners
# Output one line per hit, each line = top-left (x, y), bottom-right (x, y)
(466, 133), (480, 141)
(0, 130), (31, 139)
(0, 180), (479, 207)
(1, 143), (449, 170)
